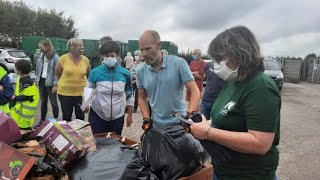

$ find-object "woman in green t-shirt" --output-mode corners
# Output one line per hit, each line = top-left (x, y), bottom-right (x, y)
(190, 26), (280, 180)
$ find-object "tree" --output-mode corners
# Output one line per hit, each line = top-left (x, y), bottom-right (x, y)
(301, 53), (316, 81)
(305, 53), (317, 60)
(0, 0), (78, 48)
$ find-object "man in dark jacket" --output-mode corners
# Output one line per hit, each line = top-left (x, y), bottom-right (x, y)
(200, 61), (225, 119)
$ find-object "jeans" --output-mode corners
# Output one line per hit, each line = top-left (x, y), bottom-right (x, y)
(200, 100), (214, 120)
(58, 94), (84, 122)
(39, 78), (59, 120)
(88, 108), (124, 135)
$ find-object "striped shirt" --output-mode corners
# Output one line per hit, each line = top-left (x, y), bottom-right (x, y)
(19, 76), (33, 93)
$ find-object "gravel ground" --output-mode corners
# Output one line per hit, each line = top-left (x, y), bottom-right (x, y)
(35, 82), (320, 179)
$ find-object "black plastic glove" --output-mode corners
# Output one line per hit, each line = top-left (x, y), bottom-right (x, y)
(142, 118), (153, 131)
(29, 96), (34, 102)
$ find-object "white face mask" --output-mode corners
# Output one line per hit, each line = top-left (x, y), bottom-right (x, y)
(213, 61), (238, 81)
(134, 56), (140, 61)
(102, 57), (117, 68)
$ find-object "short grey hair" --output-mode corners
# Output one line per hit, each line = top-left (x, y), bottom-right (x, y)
(147, 30), (161, 43)
(208, 26), (264, 81)
(67, 38), (83, 51)
(134, 50), (141, 56)
(193, 49), (201, 55)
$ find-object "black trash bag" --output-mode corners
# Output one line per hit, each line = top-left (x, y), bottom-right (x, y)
(68, 137), (136, 180)
(26, 153), (66, 179)
(120, 156), (159, 180)
(138, 125), (207, 180)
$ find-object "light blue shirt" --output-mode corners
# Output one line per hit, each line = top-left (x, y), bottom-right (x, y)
(136, 55), (194, 126)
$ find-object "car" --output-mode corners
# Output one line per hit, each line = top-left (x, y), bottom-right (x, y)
(0, 47), (31, 73)
(203, 60), (212, 86)
(263, 58), (284, 90)
(8, 71), (36, 84)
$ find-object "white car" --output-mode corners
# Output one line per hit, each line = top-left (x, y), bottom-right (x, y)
(8, 71), (36, 84)
(0, 47), (31, 72)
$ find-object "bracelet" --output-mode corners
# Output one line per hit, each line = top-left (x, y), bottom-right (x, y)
(205, 127), (212, 140)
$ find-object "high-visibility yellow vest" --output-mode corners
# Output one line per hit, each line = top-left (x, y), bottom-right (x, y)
(11, 76), (39, 128)
(0, 67), (10, 114)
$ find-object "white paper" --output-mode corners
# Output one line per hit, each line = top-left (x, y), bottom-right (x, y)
(37, 123), (54, 137)
(52, 134), (69, 151)
(81, 87), (94, 110)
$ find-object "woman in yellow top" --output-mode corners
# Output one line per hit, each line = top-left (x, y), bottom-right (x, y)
(55, 38), (91, 121)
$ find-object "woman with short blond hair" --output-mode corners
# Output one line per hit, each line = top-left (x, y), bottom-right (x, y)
(55, 38), (91, 121)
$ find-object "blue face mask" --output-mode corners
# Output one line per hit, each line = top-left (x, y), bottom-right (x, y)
(102, 57), (117, 68)
(192, 55), (198, 61)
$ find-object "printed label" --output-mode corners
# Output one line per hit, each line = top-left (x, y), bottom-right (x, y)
(37, 123), (54, 137)
(52, 135), (69, 151)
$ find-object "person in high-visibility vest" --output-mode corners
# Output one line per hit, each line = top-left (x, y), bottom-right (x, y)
(0, 65), (14, 114)
(11, 60), (39, 129)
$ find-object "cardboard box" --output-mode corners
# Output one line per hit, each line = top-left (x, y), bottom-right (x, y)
(0, 111), (21, 144)
(31, 118), (89, 167)
(58, 121), (90, 158)
(179, 165), (213, 180)
(67, 120), (96, 152)
(0, 141), (36, 180)
(94, 132), (139, 148)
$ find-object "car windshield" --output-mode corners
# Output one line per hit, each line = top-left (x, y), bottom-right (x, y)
(8, 50), (28, 58)
(264, 60), (280, 70)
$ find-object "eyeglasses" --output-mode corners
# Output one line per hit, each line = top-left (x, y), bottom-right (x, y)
(213, 54), (228, 64)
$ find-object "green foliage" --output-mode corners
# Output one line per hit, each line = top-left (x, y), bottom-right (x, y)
(305, 53), (317, 60)
(178, 51), (211, 64)
(0, 0), (78, 48)
(178, 52), (193, 64)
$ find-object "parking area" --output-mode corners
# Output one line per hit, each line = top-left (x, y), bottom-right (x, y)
(277, 82), (320, 179)
(35, 82), (320, 179)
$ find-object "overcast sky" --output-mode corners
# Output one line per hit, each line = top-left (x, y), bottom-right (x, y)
(22, 0), (320, 57)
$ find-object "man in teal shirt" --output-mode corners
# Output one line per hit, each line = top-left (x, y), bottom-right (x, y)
(136, 30), (200, 127)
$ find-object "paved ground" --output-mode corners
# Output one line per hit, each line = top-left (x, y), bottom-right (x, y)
(35, 82), (320, 179)
(277, 82), (320, 180)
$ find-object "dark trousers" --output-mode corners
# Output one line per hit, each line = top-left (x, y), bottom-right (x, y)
(88, 108), (124, 135)
(39, 78), (59, 120)
(58, 94), (84, 122)
(133, 86), (139, 111)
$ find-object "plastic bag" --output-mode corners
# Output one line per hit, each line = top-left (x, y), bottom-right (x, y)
(138, 125), (208, 180)
(67, 137), (136, 180)
(120, 156), (159, 180)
